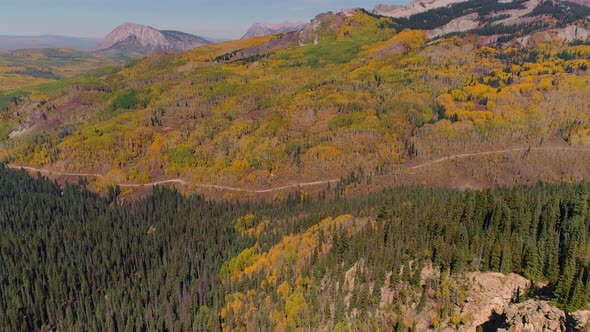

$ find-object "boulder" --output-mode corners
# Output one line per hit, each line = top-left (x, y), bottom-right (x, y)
(498, 300), (566, 332)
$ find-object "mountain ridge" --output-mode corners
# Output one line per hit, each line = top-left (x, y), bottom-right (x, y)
(3, 6), (590, 198)
(241, 22), (307, 39)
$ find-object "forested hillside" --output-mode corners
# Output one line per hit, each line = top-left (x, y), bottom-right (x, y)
(4, 0), (590, 331)
(2, 8), (590, 197)
(2, 166), (590, 330)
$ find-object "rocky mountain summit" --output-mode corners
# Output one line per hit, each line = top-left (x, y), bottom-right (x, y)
(241, 22), (306, 39)
(95, 22), (210, 56)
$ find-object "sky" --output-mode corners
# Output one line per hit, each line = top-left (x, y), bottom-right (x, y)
(0, 0), (407, 40)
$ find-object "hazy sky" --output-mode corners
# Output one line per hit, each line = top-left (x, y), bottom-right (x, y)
(0, 0), (407, 40)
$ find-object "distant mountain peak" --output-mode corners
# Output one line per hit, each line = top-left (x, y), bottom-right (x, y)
(241, 21), (306, 39)
(97, 23), (167, 50)
(95, 22), (210, 55)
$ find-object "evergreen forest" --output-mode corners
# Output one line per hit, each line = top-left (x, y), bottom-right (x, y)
(2, 165), (590, 330)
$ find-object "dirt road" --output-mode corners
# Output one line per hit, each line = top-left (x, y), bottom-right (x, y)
(9, 146), (590, 193)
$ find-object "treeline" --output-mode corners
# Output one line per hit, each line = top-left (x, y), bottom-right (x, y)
(2, 165), (590, 330)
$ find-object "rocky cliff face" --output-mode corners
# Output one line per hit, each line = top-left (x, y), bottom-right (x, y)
(457, 272), (530, 331)
(241, 22), (306, 39)
(480, 300), (590, 332)
(95, 23), (210, 55)
(427, 272), (589, 332)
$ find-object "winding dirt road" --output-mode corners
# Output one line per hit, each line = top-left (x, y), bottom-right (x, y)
(8, 146), (590, 193)
(7, 164), (340, 193)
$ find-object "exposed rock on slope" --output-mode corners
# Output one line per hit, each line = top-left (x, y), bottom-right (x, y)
(443, 273), (586, 331)
(426, 12), (481, 39)
(95, 22), (210, 55)
(374, 0), (469, 18)
(513, 24), (590, 48)
(499, 300), (567, 332)
(482, 300), (590, 331)
(569, 310), (590, 331)
(298, 11), (348, 45)
(241, 22), (306, 39)
(458, 272), (530, 331)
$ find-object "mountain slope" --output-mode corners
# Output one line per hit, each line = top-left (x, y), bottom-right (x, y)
(378, 0), (590, 40)
(241, 22), (306, 39)
(3, 8), (590, 198)
(95, 22), (211, 56)
(4, 3), (590, 332)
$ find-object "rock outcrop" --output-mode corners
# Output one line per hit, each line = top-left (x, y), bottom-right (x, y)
(374, 0), (469, 18)
(512, 25), (590, 48)
(458, 272), (530, 331)
(568, 310), (590, 331)
(499, 300), (567, 332)
(426, 13), (481, 39)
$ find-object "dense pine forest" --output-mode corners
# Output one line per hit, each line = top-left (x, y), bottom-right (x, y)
(2, 165), (590, 330)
